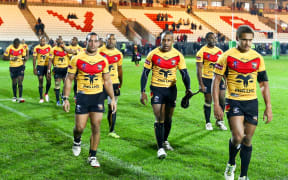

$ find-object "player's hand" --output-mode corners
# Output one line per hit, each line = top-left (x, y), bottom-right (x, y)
(110, 99), (117, 114)
(214, 104), (223, 120)
(263, 105), (272, 124)
(11, 56), (18, 61)
(140, 92), (148, 105)
(63, 100), (70, 112)
(33, 68), (37, 75)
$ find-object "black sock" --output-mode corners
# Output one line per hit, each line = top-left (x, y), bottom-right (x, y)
(154, 122), (164, 149)
(110, 112), (116, 133)
(228, 139), (241, 165)
(18, 85), (23, 98)
(54, 88), (60, 101)
(107, 109), (112, 128)
(12, 84), (17, 97)
(204, 104), (211, 123)
(89, 149), (97, 157)
(240, 144), (252, 177)
(164, 120), (172, 141)
(74, 136), (81, 143)
(45, 82), (51, 94)
(39, 86), (43, 99)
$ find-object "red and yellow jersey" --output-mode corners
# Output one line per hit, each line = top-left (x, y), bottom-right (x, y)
(4, 44), (26, 67)
(68, 52), (109, 94)
(49, 46), (70, 68)
(214, 48), (266, 101)
(33, 44), (52, 66)
(22, 43), (29, 52)
(67, 45), (83, 58)
(144, 47), (186, 88)
(196, 45), (223, 79)
(98, 46), (123, 84)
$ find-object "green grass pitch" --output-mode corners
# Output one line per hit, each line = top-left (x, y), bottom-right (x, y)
(0, 56), (287, 179)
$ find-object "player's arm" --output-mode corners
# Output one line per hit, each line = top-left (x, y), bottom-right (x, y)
(179, 69), (191, 92)
(212, 73), (223, 120)
(140, 67), (150, 105)
(3, 54), (10, 60)
(33, 56), (37, 75)
(103, 72), (117, 113)
(61, 44), (77, 55)
(258, 71), (272, 124)
(3, 47), (11, 60)
(196, 62), (205, 92)
(63, 72), (75, 112)
(118, 65), (123, 88)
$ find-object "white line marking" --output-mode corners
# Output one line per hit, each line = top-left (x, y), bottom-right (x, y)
(0, 103), (152, 178)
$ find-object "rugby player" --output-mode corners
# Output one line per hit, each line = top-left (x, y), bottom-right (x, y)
(3, 38), (27, 103)
(99, 34), (123, 138)
(212, 25), (272, 180)
(33, 36), (52, 103)
(140, 31), (192, 159)
(63, 32), (116, 167)
(196, 32), (227, 131)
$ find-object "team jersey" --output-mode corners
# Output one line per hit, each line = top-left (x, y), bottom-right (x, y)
(68, 52), (109, 94)
(144, 47), (186, 88)
(67, 44), (83, 58)
(4, 44), (26, 67)
(22, 43), (29, 52)
(49, 46), (70, 68)
(214, 47), (266, 101)
(98, 46), (123, 84)
(196, 45), (223, 79)
(33, 44), (52, 66)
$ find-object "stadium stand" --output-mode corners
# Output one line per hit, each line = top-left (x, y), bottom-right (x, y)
(194, 11), (279, 43)
(0, 5), (38, 41)
(28, 6), (128, 41)
(119, 9), (211, 42)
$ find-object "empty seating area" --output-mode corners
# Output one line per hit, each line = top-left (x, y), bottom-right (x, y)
(119, 9), (211, 42)
(0, 5), (38, 41)
(29, 6), (128, 41)
(195, 12), (278, 43)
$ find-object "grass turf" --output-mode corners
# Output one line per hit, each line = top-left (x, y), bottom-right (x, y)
(0, 56), (287, 179)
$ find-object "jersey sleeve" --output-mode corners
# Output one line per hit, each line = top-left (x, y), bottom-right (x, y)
(118, 53), (123, 66)
(144, 51), (153, 69)
(258, 56), (266, 72)
(49, 47), (54, 59)
(68, 56), (78, 74)
(22, 47), (27, 57)
(33, 46), (38, 57)
(214, 54), (227, 76)
(195, 48), (204, 63)
(4, 46), (11, 56)
(177, 53), (187, 70)
(103, 59), (109, 74)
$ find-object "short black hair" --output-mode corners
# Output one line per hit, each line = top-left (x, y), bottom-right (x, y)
(13, 38), (20, 46)
(161, 31), (173, 41)
(236, 25), (254, 39)
(86, 32), (98, 41)
(205, 32), (214, 39)
(106, 33), (116, 40)
(40, 36), (46, 41)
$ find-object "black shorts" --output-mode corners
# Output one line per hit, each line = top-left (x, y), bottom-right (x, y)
(103, 84), (120, 99)
(53, 67), (67, 79)
(37, 65), (48, 76)
(75, 92), (105, 114)
(202, 77), (225, 94)
(9, 65), (25, 78)
(225, 98), (258, 125)
(150, 85), (177, 107)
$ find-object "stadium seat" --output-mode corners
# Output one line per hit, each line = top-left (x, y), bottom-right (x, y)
(119, 9), (211, 42)
(0, 5), (38, 41)
(29, 6), (128, 42)
(194, 11), (281, 43)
